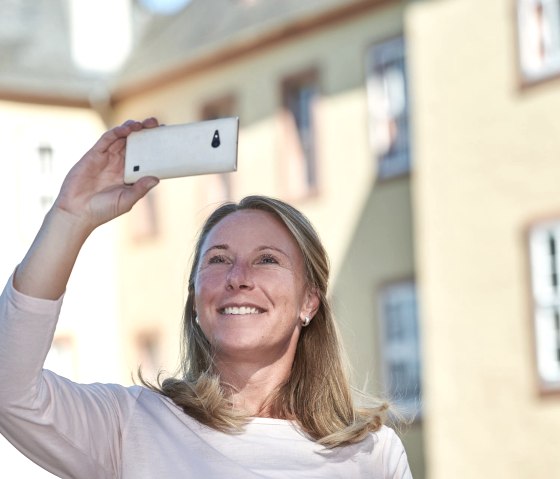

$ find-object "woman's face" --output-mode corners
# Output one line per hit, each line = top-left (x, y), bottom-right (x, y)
(194, 209), (318, 363)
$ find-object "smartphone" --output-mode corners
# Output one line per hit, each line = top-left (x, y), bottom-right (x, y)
(124, 117), (239, 184)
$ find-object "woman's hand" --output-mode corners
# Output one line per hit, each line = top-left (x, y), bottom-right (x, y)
(13, 118), (161, 299)
(54, 118), (160, 233)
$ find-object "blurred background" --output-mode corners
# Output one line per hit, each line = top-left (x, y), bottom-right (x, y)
(1, 0), (560, 477)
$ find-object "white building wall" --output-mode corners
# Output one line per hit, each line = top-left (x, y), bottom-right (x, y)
(0, 102), (119, 476)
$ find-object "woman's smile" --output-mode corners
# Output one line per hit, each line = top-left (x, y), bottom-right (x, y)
(219, 305), (266, 315)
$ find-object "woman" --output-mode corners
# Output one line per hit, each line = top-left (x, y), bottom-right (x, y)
(0, 119), (412, 478)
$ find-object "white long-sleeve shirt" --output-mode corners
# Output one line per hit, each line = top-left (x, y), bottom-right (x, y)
(0, 275), (413, 478)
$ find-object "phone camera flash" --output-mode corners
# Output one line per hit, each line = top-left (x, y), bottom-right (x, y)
(211, 130), (221, 148)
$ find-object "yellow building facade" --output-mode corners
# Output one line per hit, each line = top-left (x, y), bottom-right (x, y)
(409, 0), (560, 476)
(3, 0), (560, 477)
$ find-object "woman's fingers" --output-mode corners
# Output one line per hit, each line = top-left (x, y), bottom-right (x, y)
(86, 176), (160, 227)
(91, 120), (142, 155)
(142, 117), (159, 128)
(117, 176), (160, 216)
(91, 118), (158, 156)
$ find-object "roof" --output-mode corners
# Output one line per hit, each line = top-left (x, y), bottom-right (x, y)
(0, 0), (105, 106)
(0, 0), (384, 106)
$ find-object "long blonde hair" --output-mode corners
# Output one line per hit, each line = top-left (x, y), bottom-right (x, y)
(142, 195), (387, 447)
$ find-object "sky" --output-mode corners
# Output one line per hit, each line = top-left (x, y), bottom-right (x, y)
(70, 0), (193, 72)
(139, 0), (192, 14)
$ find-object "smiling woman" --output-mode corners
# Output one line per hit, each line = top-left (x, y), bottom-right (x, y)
(0, 120), (413, 478)
(141, 196), (394, 447)
(178, 205), (320, 420)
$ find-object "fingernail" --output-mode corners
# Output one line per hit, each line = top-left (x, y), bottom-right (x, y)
(147, 178), (160, 189)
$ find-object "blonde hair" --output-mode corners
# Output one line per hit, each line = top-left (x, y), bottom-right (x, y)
(142, 195), (387, 447)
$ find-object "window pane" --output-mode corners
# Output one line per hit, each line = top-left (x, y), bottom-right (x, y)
(136, 332), (161, 383)
(367, 36), (411, 179)
(378, 280), (421, 416)
(529, 221), (560, 389)
(518, 0), (560, 80)
(535, 307), (560, 382)
(37, 143), (56, 215)
(200, 95), (237, 203)
(281, 70), (319, 198)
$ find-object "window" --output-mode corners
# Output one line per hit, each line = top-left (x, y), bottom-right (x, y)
(136, 331), (161, 383)
(517, 0), (560, 81)
(200, 95), (236, 203)
(37, 143), (55, 215)
(15, 139), (59, 242)
(38, 144), (53, 174)
(281, 70), (319, 199)
(366, 36), (411, 179)
(529, 221), (560, 391)
(378, 280), (421, 417)
(130, 191), (159, 241)
(201, 95), (236, 122)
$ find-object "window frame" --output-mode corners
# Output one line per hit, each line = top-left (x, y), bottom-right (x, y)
(198, 94), (238, 203)
(279, 68), (321, 200)
(376, 278), (422, 419)
(516, 0), (560, 84)
(527, 218), (560, 394)
(135, 329), (162, 383)
(200, 94), (237, 122)
(37, 142), (56, 216)
(365, 35), (411, 181)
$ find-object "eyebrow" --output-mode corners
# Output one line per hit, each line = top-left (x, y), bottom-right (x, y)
(204, 244), (228, 253)
(256, 245), (289, 257)
(201, 244), (290, 257)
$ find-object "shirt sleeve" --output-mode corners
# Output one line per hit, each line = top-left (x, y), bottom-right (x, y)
(0, 273), (134, 479)
(381, 426), (414, 479)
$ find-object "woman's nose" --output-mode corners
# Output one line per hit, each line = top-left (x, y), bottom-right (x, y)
(226, 262), (254, 290)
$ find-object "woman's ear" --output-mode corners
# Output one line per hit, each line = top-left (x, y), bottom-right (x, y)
(300, 287), (320, 321)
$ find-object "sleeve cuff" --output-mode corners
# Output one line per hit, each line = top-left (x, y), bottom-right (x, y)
(3, 270), (64, 316)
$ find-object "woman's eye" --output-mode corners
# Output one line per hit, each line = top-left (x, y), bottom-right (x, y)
(208, 255), (228, 264)
(258, 254), (278, 264)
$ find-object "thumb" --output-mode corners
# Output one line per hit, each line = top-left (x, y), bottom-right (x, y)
(135, 176), (160, 196)
(122, 176), (160, 211)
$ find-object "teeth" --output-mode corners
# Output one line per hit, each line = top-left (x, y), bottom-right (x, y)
(222, 306), (262, 315)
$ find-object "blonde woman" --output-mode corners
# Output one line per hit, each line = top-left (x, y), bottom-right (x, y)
(0, 119), (412, 478)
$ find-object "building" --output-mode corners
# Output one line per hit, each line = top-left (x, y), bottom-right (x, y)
(409, 0), (560, 476)
(2, 0), (560, 477)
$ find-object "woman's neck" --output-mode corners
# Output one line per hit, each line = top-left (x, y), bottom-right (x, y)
(216, 358), (291, 417)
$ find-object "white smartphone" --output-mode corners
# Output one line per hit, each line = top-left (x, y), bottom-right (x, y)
(124, 117), (239, 183)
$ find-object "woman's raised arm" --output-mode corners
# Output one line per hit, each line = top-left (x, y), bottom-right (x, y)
(13, 118), (160, 300)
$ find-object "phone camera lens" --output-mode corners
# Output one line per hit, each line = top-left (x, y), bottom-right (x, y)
(211, 130), (221, 148)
